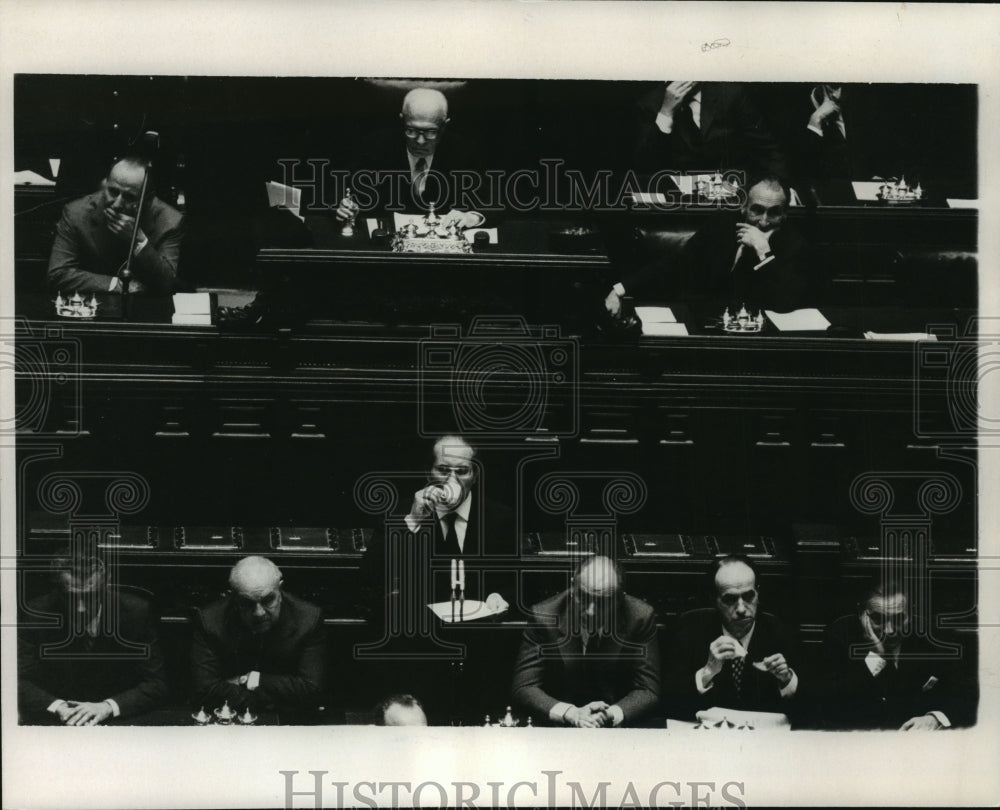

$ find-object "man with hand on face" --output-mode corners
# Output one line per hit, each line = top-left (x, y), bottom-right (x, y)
(17, 554), (168, 725)
(512, 555), (661, 728)
(190, 556), (327, 718)
(335, 87), (483, 229)
(818, 578), (977, 730)
(604, 176), (812, 317)
(47, 155), (184, 295)
(666, 555), (799, 721)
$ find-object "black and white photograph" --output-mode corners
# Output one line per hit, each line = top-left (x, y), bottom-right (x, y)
(2, 2), (999, 808)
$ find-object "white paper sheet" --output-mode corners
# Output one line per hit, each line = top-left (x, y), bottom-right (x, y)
(630, 192), (667, 205)
(863, 332), (938, 342)
(173, 292), (212, 315)
(851, 181), (883, 201)
(946, 198), (978, 209)
(765, 308), (831, 332)
(635, 306), (676, 323)
(13, 170), (55, 186)
(265, 181), (303, 221)
(427, 599), (504, 623)
(642, 322), (689, 337)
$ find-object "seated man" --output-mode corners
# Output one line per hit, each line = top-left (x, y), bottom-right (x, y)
(666, 555), (799, 721)
(336, 87), (483, 228)
(818, 578), (977, 730)
(47, 155), (184, 295)
(511, 556), (660, 728)
(18, 554), (168, 725)
(190, 556), (327, 717)
(360, 434), (514, 613)
(632, 81), (788, 179)
(604, 176), (812, 316)
(374, 693), (428, 726)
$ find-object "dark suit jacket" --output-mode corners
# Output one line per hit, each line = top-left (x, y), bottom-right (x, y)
(190, 591), (327, 713)
(633, 82), (788, 179)
(18, 587), (169, 722)
(47, 191), (184, 294)
(817, 614), (977, 730)
(350, 127), (482, 217)
(623, 212), (812, 313)
(511, 590), (661, 726)
(359, 495), (516, 614)
(665, 608), (799, 720)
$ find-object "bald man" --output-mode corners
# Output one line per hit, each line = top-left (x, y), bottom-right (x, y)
(336, 87), (482, 226)
(47, 155), (184, 295)
(190, 556), (327, 716)
(511, 556), (660, 727)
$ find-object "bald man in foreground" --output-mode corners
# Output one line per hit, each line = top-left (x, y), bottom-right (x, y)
(190, 556), (327, 717)
(511, 556), (661, 727)
(336, 87), (482, 226)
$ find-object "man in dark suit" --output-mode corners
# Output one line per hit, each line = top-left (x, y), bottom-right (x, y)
(818, 578), (977, 730)
(632, 81), (788, 180)
(665, 555), (799, 721)
(512, 555), (660, 727)
(47, 155), (184, 295)
(605, 176), (812, 316)
(336, 87), (483, 227)
(360, 435), (515, 614)
(190, 556), (327, 717)
(18, 555), (168, 725)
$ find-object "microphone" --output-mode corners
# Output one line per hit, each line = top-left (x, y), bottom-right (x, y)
(120, 162), (151, 320)
(730, 243), (745, 272)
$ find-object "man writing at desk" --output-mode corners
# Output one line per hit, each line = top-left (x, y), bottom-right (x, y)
(604, 176), (812, 317)
(335, 87), (482, 229)
(47, 155), (184, 295)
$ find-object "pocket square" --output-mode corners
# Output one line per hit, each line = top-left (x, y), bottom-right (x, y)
(921, 675), (939, 692)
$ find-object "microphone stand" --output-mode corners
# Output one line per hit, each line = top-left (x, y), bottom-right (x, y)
(120, 165), (150, 322)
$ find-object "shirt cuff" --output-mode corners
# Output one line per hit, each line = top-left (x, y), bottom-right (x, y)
(753, 253), (775, 271)
(606, 705), (625, 727)
(612, 282), (626, 297)
(549, 702), (573, 724)
(135, 236), (148, 254)
(105, 698), (121, 717)
(655, 111), (674, 134)
(108, 276), (120, 292)
(807, 122), (825, 137)
(404, 513), (421, 533)
(928, 711), (951, 728)
(47, 699), (67, 714)
(247, 670), (261, 691)
(779, 669), (798, 698)
(695, 668), (715, 694)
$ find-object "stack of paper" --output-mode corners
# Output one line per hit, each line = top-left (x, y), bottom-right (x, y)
(172, 293), (212, 326)
(14, 170), (55, 186)
(765, 308), (831, 332)
(636, 306), (688, 337)
(265, 181), (303, 222)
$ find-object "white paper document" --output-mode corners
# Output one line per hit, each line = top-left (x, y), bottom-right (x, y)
(13, 169), (55, 186)
(765, 308), (831, 331)
(642, 322), (689, 337)
(629, 192), (667, 205)
(635, 306), (676, 323)
(863, 332), (938, 342)
(172, 293), (212, 325)
(946, 198), (978, 209)
(265, 181), (303, 221)
(851, 181), (883, 201)
(428, 599), (505, 623)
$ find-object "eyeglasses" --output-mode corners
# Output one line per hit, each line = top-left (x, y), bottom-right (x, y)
(719, 589), (756, 607)
(433, 464), (472, 477)
(867, 609), (907, 625)
(404, 127), (440, 140)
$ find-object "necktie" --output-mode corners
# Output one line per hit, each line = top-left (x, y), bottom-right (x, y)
(414, 157), (427, 195)
(731, 656), (745, 696)
(443, 511), (460, 556)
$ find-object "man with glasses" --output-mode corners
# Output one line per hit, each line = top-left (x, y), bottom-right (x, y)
(335, 87), (482, 227)
(511, 555), (661, 727)
(817, 578), (977, 730)
(665, 555), (799, 721)
(604, 176), (812, 318)
(190, 556), (327, 719)
(47, 154), (184, 294)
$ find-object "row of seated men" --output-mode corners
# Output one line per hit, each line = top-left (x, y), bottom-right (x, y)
(44, 86), (907, 316)
(17, 548), (976, 731)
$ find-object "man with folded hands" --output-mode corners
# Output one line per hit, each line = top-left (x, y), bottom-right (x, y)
(512, 555), (661, 727)
(665, 554), (799, 721)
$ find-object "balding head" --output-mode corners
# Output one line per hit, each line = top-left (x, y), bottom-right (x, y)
(229, 556), (283, 633)
(400, 88), (449, 159)
(573, 555), (621, 634)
